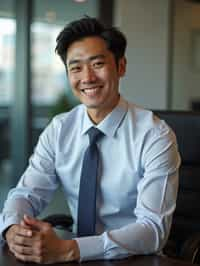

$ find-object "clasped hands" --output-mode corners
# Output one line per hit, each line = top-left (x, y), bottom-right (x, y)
(5, 215), (80, 264)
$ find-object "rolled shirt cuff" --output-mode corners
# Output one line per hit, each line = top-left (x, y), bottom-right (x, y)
(75, 231), (130, 261)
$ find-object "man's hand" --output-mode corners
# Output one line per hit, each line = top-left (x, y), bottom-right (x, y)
(5, 215), (80, 264)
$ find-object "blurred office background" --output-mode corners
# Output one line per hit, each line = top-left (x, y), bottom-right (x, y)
(0, 0), (200, 216)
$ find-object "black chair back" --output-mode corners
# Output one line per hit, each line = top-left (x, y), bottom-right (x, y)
(154, 110), (200, 257)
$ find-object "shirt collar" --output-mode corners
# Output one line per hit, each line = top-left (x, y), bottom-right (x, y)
(81, 95), (128, 138)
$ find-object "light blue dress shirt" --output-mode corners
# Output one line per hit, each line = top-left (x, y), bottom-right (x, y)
(0, 96), (180, 261)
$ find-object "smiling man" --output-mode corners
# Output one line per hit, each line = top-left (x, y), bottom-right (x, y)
(66, 36), (126, 124)
(0, 17), (180, 264)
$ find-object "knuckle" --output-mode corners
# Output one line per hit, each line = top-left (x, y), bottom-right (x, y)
(13, 235), (17, 244)
(14, 235), (19, 243)
(16, 235), (25, 245)
(39, 233), (44, 243)
(36, 248), (43, 256)
(11, 224), (18, 233)
(19, 246), (24, 253)
(22, 229), (27, 235)
(44, 223), (51, 231)
(36, 244), (43, 255)
(16, 245), (20, 252)
(37, 256), (44, 263)
(38, 235), (44, 243)
(37, 234), (42, 242)
(37, 240), (43, 250)
(19, 238), (24, 245)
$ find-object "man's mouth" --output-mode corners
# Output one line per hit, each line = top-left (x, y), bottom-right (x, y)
(81, 86), (102, 96)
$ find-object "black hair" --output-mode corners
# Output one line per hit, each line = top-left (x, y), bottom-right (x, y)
(55, 16), (127, 67)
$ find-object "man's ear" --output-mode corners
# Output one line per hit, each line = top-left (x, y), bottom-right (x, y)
(118, 56), (127, 77)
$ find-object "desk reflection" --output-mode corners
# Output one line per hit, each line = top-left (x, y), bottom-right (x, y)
(0, 245), (195, 266)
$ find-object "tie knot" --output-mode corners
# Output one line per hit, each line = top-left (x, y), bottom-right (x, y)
(88, 127), (103, 145)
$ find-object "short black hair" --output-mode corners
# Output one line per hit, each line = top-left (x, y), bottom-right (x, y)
(55, 16), (127, 67)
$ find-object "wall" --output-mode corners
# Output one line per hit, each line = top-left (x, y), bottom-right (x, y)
(172, 0), (200, 110)
(33, 0), (99, 25)
(114, 0), (171, 109)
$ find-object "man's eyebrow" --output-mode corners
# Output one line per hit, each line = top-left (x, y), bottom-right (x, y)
(67, 59), (80, 66)
(67, 54), (105, 66)
(89, 54), (105, 61)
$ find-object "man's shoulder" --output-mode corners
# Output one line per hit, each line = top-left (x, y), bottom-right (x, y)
(44, 104), (84, 136)
(52, 104), (84, 125)
(126, 101), (154, 124)
(126, 100), (170, 135)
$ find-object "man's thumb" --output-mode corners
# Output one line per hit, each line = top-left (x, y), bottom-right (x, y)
(23, 214), (44, 230)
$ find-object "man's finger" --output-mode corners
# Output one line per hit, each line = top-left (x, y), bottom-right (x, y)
(16, 227), (32, 237)
(13, 234), (38, 246)
(9, 224), (32, 237)
(14, 252), (43, 264)
(6, 225), (32, 244)
(11, 243), (34, 256)
(23, 215), (50, 231)
(20, 219), (29, 228)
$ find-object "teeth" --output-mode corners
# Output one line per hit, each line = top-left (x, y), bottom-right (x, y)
(82, 87), (100, 96)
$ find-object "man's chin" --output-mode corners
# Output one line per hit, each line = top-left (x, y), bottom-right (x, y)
(85, 104), (99, 110)
(83, 101), (101, 109)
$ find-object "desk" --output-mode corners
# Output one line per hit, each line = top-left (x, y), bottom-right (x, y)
(0, 246), (196, 266)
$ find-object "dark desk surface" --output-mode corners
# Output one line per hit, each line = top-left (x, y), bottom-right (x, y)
(0, 245), (196, 266)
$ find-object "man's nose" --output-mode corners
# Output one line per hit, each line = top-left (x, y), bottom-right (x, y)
(81, 66), (97, 83)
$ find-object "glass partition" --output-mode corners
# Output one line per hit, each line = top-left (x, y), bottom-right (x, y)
(0, 18), (15, 106)
(0, 16), (16, 208)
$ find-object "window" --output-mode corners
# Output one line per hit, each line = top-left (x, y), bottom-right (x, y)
(0, 18), (15, 106)
(31, 22), (67, 106)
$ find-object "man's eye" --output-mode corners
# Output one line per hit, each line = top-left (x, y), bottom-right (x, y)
(93, 61), (104, 68)
(69, 66), (81, 73)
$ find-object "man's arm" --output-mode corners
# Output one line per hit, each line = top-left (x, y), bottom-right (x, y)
(0, 118), (59, 245)
(75, 126), (180, 261)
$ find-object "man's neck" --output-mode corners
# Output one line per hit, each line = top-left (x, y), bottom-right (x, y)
(87, 97), (120, 125)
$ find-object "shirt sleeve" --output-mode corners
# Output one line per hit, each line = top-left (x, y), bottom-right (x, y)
(0, 118), (60, 245)
(75, 123), (180, 261)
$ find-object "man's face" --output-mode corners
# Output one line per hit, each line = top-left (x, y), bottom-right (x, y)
(66, 36), (126, 121)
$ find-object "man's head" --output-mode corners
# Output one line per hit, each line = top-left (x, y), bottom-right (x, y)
(55, 16), (127, 68)
(55, 17), (127, 123)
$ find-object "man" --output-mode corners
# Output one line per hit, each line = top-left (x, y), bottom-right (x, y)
(0, 17), (180, 264)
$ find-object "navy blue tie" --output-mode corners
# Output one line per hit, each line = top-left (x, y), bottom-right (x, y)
(77, 127), (103, 237)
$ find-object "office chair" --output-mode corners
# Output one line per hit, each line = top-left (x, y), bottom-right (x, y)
(43, 110), (200, 264)
(154, 110), (200, 264)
